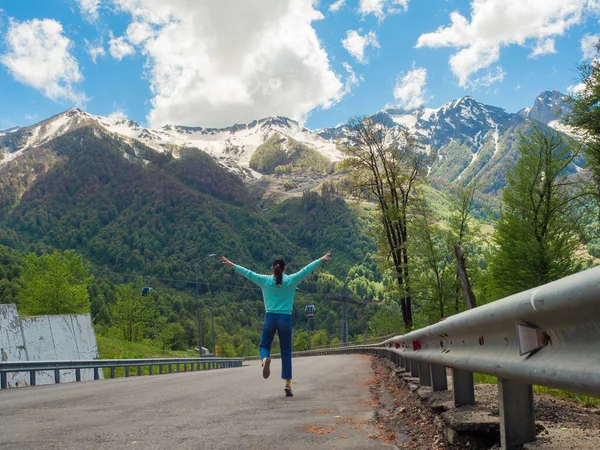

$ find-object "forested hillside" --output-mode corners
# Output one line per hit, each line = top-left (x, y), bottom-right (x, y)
(0, 124), (391, 355)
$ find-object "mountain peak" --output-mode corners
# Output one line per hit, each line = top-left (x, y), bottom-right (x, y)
(518, 90), (572, 125)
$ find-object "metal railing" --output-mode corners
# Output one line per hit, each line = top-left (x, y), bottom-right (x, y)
(288, 265), (600, 450)
(0, 357), (244, 389)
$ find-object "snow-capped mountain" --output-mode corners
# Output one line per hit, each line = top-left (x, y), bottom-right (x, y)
(0, 90), (574, 194)
(0, 108), (341, 178)
(518, 90), (573, 125)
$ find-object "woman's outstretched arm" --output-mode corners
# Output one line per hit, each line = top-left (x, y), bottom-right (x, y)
(288, 252), (332, 286)
(221, 256), (270, 287)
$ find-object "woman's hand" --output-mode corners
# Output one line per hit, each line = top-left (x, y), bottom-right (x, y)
(221, 256), (234, 267)
(320, 251), (332, 262)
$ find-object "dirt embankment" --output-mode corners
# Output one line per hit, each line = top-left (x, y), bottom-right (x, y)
(367, 356), (600, 450)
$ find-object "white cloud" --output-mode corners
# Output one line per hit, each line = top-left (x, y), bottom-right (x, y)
(126, 22), (155, 45)
(0, 18), (86, 105)
(329, 0), (345, 12)
(468, 66), (505, 88)
(393, 66), (429, 110)
(529, 38), (557, 58)
(108, 34), (135, 60)
(76, 0), (100, 22)
(567, 82), (586, 95)
(581, 33), (600, 59)
(112, 0), (346, 128)
(341, 30), (379, 64)
(85, 39), (106, 63)
(417, 0), (600, 88)
(342, 62), (362, 95)
(359, 0), (409, 21)
(108, 109), (128, 119)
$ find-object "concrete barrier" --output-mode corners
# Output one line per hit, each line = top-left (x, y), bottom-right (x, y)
(0, 304), (101, 387)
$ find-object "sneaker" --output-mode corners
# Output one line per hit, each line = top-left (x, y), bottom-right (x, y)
(262, 358), (271, 379)
(284, 385), (293, 397)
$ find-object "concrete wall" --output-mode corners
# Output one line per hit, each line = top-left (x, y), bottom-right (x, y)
(0, 304), (101, 387)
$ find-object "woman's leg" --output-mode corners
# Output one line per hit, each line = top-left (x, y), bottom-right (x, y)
(277, 314), (293, 380)
(259, 313), (276, 361)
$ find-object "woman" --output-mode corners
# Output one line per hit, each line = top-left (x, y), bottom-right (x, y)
(221, 252), (331, 397)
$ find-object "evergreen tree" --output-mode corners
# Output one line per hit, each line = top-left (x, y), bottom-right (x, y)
(567, 38), (600, 215)
(488, 127), (581, 298)
(19, 250), (93, 315)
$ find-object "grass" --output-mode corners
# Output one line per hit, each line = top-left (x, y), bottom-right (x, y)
(473, 373), (600, 407)
(96, 335), (199, 379)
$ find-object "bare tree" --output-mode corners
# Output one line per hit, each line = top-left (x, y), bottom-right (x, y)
(339, 117), (432, 329)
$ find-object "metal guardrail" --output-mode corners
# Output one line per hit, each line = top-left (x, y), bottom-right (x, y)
(288, 265), (600, 450)
(243, 334), (396, 361)
(0, 357), (244, 389)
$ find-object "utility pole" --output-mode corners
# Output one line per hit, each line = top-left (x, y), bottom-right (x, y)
(194, 254), (215, 356)
(195, 263), (203, 355)
(325, 287), (369, 346)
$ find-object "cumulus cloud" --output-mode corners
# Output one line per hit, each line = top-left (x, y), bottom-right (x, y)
(76, 0), (100, 22)
(329, 0), (346, 12)
(359, 0), (409, 21)
(112, 0), (346, 128)
(0, 18), (86, 104)
(417, 0), (600, 88)
(85, 39), (106, 63)
(581, 33), (600, 59)
(393, 66), (429, 110)
(126, 22), (155, 45)
(529, 38), (557, 58)
(108, 34), (135, 60)
(342, 30), (379, 64)
(567, 82), (586, 95)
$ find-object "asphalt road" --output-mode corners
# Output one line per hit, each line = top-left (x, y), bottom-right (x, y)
(0, 355), (397, 450)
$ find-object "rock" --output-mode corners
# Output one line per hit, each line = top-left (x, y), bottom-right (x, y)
(442, 407), (500, 434)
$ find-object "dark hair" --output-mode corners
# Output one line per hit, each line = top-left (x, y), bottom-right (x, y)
(272, 259), (285, 285)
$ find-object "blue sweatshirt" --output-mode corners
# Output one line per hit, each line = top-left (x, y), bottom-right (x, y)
(233, 260), (321, 314)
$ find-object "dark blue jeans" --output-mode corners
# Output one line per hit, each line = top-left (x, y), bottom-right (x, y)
(260, 313), (292, 380)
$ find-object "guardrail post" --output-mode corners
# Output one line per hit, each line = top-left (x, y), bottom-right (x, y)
(159, 365), (163, 374)
(30, 371), (36, 386)
(499, 379), (536, 449)
(94, 367), (99, 380)
(1, 372), (6, 389)
(54, 369), (60, 384)
(410, 360), (419, 378)
(149, 365), (154, 375)
(76, 368), (81, 382)
(137, 366), (142, 376)
(404, 358), (410, 373)
(111, 367), (116, 378)
(430, 364), (447, 391)
(419, 362), (432, 386)
(452, 368), (475, 406)
(125, 366), (130, 378)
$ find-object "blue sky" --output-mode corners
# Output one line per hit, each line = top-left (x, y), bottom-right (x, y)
(0, 0), (598, 130)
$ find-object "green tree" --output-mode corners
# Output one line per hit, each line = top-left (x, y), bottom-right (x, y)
(293, 331), (310, 351)
(110, 283), (153, 341)
(311, 329), (329, 348)
(410, 198), (455, 322)
(19, 250), (93, 315)
(567, 38), (600, 215)
(339, 117), (432, 330)
(447, 182), (481, 310)
(367, 309), (402, 337)
(488, 128), (582, 299)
